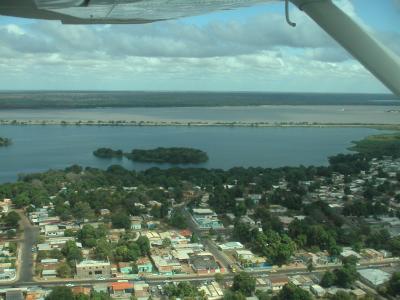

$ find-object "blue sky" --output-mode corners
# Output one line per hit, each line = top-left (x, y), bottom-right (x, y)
(0, 0), (399, 93)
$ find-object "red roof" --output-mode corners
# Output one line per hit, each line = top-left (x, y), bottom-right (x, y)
(180, 229), (192, 237)
(110, 282), (134, 291)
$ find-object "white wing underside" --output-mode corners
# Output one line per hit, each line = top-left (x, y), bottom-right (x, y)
(35, 0), (271, 21)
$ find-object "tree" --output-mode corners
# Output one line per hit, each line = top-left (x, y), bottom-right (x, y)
(13, 193), (30, 208)
(61, 240), (83, 262)
(72, 202), (94, 220)
(49, 248), (63, 260)
(111, 212), (131, 229)
(387, 272), (400, 296)
(320, 271), (336, 288)
(223, 290), (246, 300)
(94, 239), (112, 260)
(328, 291), (352, 300)
(254, 230), (296, 266)
(334, 265), (358, 288)
(389, 236), (400, 256)
(162, 238), (172, 248)
(3, 211), (20, 228)
(136, 236), (150, 255)
(232, 272), (256, 296)
(272, 284), (312, 300)
(169, 210), (187, 229)
(164, 282), (206, 299)
(306, 258), (314, 273)
(91, 291), (112, 300)
(6, 229), (16, 239)
(75, 294), (89, 300)
(77, 224), (97, 248)
(45, 287), (74, 300)
(214, 273), (224, 284)
(56, 262), (71, 278)
(190, 233), (200, 243)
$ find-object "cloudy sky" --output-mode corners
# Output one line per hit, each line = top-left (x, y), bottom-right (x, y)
(0, 0), (399, 93)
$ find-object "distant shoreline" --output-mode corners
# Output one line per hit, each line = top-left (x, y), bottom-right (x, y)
(0, 119), (399, 131)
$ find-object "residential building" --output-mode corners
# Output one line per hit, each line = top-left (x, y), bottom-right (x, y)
(358, 269), (391, 287)
(218, 242), (244, 251)
(310, 284), (325, 297)
(136, 257), (153, 273)
(269, 277), (289, 291)
(109, 282), (134, 299)
(76, 260), (111, 279)
(190, 254), (221, 274)
(192, 208), (224, 230)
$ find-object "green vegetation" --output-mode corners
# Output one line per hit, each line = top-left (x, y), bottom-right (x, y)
(126, 147), (208, 164)
(45, 287), (74, 300)
(230, 272), (256, 297)
(350, 133), (400, 158)
(0, 91), (397, 109)
(163, 282), (206, 299)
(93, 148), (123, 158)
(45, 287), (111, 300)
(93, 146), (208, 164)
(273, 283), (312, 300)
(2, 211), (20, 228)
(386, 272), (400, 297)
(0, 133), (398, 267)
(0, 137), (11, 147)
(320, 256), (359, 288)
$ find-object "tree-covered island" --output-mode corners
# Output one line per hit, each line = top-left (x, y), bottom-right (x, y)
(126, 147), (209, 164)
(93, 146), (209, 164)
(0, 137), (12, 147)
(93, 148), (123, 158)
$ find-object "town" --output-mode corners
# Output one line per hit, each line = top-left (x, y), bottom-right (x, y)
(0, 152), (399, 300)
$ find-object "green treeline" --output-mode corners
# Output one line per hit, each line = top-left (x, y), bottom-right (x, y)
(93, 147), (209, 164)
(0, 91), (398, 109)
(126, 147), (208, 164)
(0, 137), (12, 147)
(350, 133), (400, 158)
(93, 148), (123, 158)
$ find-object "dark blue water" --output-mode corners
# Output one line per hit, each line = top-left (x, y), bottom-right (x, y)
(0, 125), (385, 183)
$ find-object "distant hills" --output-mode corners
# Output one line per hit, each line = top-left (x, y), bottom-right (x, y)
(0, 91), (398, 109)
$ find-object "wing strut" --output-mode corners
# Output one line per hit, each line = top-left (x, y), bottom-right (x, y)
(285, 0), (296, 27)
(290, 0), (400, 96)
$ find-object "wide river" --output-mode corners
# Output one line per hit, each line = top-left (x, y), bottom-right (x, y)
(0, 124), (390, 183)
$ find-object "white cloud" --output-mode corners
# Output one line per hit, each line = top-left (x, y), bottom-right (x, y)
(0, 0), (397, 93)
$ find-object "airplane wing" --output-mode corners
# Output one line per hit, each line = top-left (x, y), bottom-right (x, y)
(1, 0), (399, 95)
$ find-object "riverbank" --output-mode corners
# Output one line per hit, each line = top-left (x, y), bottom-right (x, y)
(1, 119), (399, 130)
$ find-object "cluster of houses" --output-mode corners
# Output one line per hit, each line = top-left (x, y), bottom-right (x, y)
(0, 242), (16, 281)
(0, 281), (151, 300)
(145, 229), (224, 276)
(0, 198), (17, 282)
(27, 200), (224, 280)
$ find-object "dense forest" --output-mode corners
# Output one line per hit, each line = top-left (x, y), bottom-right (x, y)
(93, 147), (209, 164)
(0, 137), (11, 147)
(126, 147), (209, 164)
(93, 148), (123, 158)
(350, 133), (400, 158)
(0, 91), (398, 109)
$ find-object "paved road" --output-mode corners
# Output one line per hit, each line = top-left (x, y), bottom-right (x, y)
(16, 211), (39, 284)
(1, 261), (397, 290)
